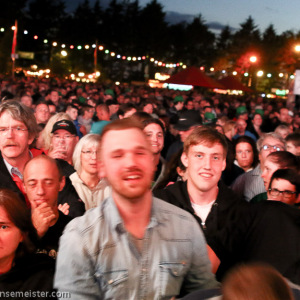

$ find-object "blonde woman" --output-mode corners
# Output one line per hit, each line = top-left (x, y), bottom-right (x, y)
(70, 134), (110, 210)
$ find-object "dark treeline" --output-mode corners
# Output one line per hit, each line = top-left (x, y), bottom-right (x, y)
(1, 0), (300, 86)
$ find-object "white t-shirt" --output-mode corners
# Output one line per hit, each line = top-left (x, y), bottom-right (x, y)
(191, 199), (216, 224)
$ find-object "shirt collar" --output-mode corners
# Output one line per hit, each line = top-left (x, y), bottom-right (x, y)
(103, 196), (163, 235)
(3, 150), (33, 178)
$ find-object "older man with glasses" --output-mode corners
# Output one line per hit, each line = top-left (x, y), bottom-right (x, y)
(231, 132), (285, 202)
(0, 101), (40, 205)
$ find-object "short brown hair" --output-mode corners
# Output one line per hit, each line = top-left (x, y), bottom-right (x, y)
(266, 151), (299, 172)
(222, 263), (294, 300)
(223, 120), (236, 134)
(183, 126), (228, 157)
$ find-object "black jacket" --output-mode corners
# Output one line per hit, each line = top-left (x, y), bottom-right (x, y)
(153, 180), (245, 240)
(0, 253), (56, 299)
(154, 182), (300, 285)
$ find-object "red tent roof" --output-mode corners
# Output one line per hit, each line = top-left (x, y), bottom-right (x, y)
(217, 76), (253, 92)
(164, 66), (224, 89)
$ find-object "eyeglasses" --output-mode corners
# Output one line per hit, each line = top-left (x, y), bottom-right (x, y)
(268, 188), (296, 198)
(0, 126), (28, 135)
(261, 144), (284, 152)
(52, 134), (75, 141)
(81, 150), (98, 157)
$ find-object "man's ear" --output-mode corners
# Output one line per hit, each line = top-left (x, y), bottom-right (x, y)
(181, 152), (189, 168)
(222, 158), (226, 171)
(97, 160), (106, 178)
(59, 176), (66, 191)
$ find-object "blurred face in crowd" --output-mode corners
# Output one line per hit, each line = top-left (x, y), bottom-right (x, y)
(143, 104), (153, 115)
(259, 136), (285, 168)
(279, 108), (289, 123)
(261, 156), (280, 190)
(67, 108), (78, 121)
(276, 128), (291, 140)
(175, 101), (184, 110)
(85, 108), (95, 120)
(236, 119), (247, 134)
(267, 178), (297, 205)
(50, 91), (59, 105)
(179, 126), (197, 143)
(252, 114), (263, 127)
(21, 95), (33, 108)
(108, 104), (119, 116)
(98, 128), (155, 202)
(123, 108), (137, 119)
(185, 101), (194, 110)
(34, 104), (50, 124)
(235, 142), (254, 171)
(96, 106), (110, 121)
(286, 141), (300, 156)
(144, 123), (164, 155)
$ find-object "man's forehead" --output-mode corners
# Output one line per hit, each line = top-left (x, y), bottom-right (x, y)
(102, 128), (149, 150)
(25, 159), (58, 178)
(53, 129), (71, 135)
(0, 112), (23, 124)
(189, 142), (224, 153)
(263, 136), (283, 146)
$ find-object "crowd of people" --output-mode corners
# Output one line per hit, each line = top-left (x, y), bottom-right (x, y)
(1, 75), (300, 299)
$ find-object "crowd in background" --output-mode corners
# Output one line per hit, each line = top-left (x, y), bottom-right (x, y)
(1, 75), (300, 299)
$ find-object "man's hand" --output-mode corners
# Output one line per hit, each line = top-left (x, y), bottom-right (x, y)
(48, 148), (67, 160)
(31, 201), (57, 237)
(58, 203), (70, 215)
(79, 125), (87, 135)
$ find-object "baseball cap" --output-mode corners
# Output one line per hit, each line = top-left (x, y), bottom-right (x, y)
(51, 120), (77, 136)
(173, 95), (184, 103)
(174, 110), (202, 131)
(236, 106), (248, 116)
(203, 112), (217, 125)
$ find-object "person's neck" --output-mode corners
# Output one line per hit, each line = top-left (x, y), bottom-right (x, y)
(154, 153), (160, 166)
(113, 190), (152, 239)
(187, 180), (219, 205)
(225, 132), (232, 141)
(4, 151), (31, 174)
(0, 256), (15, 274)
(79, 170), (100, 189)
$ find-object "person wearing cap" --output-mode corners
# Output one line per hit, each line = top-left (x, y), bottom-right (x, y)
(166, 110), (202, 161)
(48, 119), (79, 166)
(203, 112), (217, 125)
(167, 95), (185, 118)
(236, 106), (248, 121)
